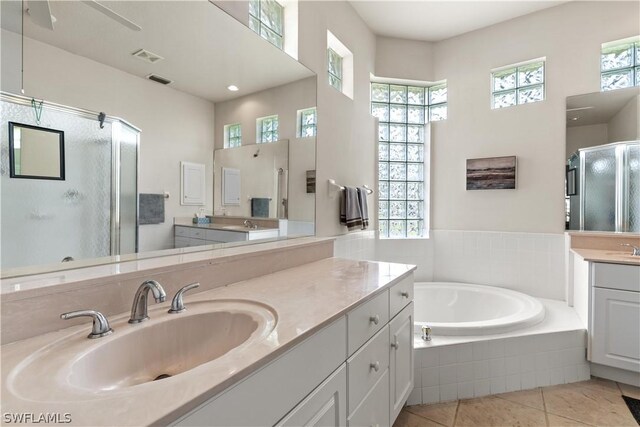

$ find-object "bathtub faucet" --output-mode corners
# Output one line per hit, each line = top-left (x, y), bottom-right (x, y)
(421, 325), (432, 341)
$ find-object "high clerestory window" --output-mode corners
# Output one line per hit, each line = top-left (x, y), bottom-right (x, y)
(257, 115), (279, 143)
(249, 0), (284, 49)
(371, 82), (446, 238)
(601, 36), (640, 91)
(491, 59), (545, 109)
(298, 107), (317, 138)
(328, 48), (343, 92)
(224, 124), (241, 148)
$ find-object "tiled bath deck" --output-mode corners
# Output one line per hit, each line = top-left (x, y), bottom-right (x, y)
(410, 299), (589, 405)
(395, 378), (640, 427)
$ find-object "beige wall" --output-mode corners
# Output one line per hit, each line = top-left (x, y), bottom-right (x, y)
(2, 31), (216, 251)
(566, 124), (608, 158)
(608, 95), (640, 143)
(375, 36), (435, 82)
(428, 1), (639, 233)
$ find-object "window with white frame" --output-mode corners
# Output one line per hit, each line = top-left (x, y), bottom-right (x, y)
(491, 60), (545, 109)
(601, 36), (640, 91)
(297, 107), (317, 137)
(371, 82), (445, 238)
(249, 0), (284, 49)
(328, 48), (343, 92)
(224, 123), (241, 148)
(257, 115), (279, 143)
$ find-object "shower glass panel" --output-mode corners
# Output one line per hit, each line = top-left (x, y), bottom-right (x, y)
(627, 144), (640, 232)
(583, 147), (617, 231)
(1, 97), (139, 270)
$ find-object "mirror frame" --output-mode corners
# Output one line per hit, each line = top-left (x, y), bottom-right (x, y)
(8, 121), (65, 181)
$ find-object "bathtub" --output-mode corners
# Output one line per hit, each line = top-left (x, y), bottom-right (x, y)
(414, 282), (545, 336)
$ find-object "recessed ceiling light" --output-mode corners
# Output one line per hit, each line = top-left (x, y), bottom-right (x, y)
(227, 85), (239, 91)
(571, 117), (579, 121)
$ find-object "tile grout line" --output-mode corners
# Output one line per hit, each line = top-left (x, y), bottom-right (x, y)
(541, 383), (599, 427)
(541, 386), (550, 427)
(402, 407), (449, 427)
(451, 399), (461, 427)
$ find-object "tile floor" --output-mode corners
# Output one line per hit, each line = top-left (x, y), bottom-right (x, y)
(395, 378), (640, 427)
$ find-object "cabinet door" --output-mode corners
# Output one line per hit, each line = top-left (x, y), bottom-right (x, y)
(347, 369), (389, 427)
(389, 302), (414, 425)
(592, 288), (640, 372)
(276, 364), (346, 427)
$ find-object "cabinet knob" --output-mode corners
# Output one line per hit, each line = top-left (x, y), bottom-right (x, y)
(370, 361), (380, 372)
(391, 341), (399, 350)
(401, 291), (409, 298)
(369, 314), (380, 325)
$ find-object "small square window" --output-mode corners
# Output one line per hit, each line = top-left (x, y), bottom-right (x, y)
(298, 108), (317, 138)
(257, 115), (279, 143)
(492, 60), (545, 109)
(600, 37), (640, 91)
(328, 48), (343, 92)
(249, 0), (284, 49)
(224, 123), (241, 148)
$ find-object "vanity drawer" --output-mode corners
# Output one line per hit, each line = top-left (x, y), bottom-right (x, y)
(593, 263), (640, 292)
(389, 275), (414, 319)
(347, 290), (389, 355)
(347, 325), (390, 415)
(174, 226), (191, 238)
(175, 237), (190, 248)
(347, 369), (389, 427)
(175, 226), (207, 240)
(206, 229), (248, 243)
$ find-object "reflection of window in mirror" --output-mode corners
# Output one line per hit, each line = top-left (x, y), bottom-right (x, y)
(257, 115), (279, 143)
(297, 107), (317, 138)
(224, 123), (242, 148)
(601, 36), (640, 91)
(249, 0), (284, 49)
(491, 59), (545, 109)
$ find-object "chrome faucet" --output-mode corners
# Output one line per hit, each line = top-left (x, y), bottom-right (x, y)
(243, 219), (258, 229)
(129, 280), (166, 324)
(620, 243), (640, 256)
(421, 325), (432, 341)
(168, 283), (200, 314)
(60, 309), (113, 339)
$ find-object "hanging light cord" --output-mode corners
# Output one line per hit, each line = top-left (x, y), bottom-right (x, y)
(31, 98), (43, 124)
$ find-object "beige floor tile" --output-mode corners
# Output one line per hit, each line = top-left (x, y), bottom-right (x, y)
(572, 378), (620, 394)
(393, 410), (446, 427)
(618, 382), (640, 399)
(455, 396), (547, 427)
(543, 382), (637, 426)
(496, 388), (545, 411)
(546, 414), (593, 426)
(406, 402), (458, 427)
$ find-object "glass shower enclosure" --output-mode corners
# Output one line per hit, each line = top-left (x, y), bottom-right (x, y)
(1, 93), (139, 270)
(568, 141), (640, 232)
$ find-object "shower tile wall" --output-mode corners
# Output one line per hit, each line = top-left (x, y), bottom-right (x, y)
(335, 230), (566, 301)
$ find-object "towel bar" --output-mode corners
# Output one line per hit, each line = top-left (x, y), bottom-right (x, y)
(328, 179), (374, 198)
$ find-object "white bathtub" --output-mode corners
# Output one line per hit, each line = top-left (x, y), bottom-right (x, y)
(414, 282), (545, 336)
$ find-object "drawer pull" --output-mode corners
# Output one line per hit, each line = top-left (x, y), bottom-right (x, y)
(369, 315), (380, 325)
(370, 361), (380, 372)
(400, 291), (409, 298)
(391, 341), (399, 350)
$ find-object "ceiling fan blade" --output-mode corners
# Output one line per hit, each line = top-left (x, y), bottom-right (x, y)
(26, 0), (54, 30)
(81, 0), (142, 32)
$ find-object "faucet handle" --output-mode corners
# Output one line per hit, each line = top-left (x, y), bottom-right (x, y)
(620, 243), (640, 255)
(60, 310), (113, 339)
(168, 283), (200, 314)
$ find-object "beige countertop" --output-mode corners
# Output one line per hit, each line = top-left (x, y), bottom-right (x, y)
(1, 257), (416, 426)
(571, 248), (640, 265)
(174, 218), (278, 233)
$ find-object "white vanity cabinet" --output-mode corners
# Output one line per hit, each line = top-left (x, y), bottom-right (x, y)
(590, 263), (640, 373)
(174, 225), (278, 248)
(172, 274), (414, 427)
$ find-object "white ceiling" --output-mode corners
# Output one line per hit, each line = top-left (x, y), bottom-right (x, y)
(349, 1), (567, 42)
(566, 87), (640, 127)
(14, 1), (313, 103)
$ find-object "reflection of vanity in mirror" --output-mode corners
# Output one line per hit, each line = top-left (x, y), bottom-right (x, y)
(0, 1), (316, 276)
(565, 86), (639, 232)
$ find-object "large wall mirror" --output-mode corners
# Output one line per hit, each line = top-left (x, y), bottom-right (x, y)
(565, 86), (639, 232)
(0, 1), (317, 277)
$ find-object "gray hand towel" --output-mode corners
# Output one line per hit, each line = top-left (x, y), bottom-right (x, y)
(139, 193), (165, 225)
(251, 198), (270, 218)
(357, 187), (369, 230)
(340, 186), (365, 231)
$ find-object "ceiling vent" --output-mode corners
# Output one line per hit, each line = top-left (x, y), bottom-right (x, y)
(146, 74), (172, 85)
(132, 49), (164, 64)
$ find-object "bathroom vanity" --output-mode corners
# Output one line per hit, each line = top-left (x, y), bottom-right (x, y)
(569, 232), (640, 386)
(0, 238), (415, 426)
(174, 223), (279, 247)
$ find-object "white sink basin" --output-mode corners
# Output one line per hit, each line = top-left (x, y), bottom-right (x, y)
(7, 299), (277, 401)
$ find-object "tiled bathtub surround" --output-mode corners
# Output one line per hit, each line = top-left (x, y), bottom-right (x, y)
(409, 330), (589, 405)
(333, 230), (376, 260)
